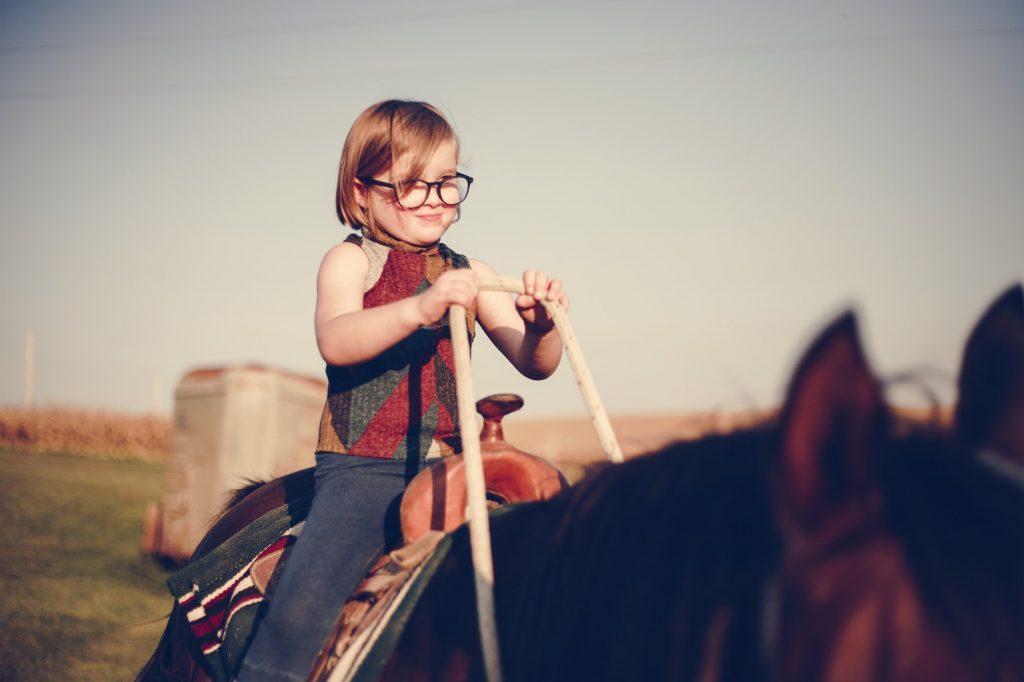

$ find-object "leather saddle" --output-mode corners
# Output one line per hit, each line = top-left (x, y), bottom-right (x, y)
(308, 393), (567, 681)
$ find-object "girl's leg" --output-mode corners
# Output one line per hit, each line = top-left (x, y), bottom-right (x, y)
(236, 454), (414, 682)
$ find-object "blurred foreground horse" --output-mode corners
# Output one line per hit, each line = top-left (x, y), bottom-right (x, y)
(140, 285), (1024, 681)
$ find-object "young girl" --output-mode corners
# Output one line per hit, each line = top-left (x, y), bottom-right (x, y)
(237, 100), (569, 681)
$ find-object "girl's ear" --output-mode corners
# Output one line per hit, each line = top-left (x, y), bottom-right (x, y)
(354, 179), (368, 209)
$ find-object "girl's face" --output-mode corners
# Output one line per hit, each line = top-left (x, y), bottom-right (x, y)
(358, 139), (459, 247)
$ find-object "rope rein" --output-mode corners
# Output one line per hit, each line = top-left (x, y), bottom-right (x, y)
(448, 275), (623, 682)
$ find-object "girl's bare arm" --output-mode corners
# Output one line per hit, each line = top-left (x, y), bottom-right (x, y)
(470, 258), (569, 380)
(315, 242), (479, 366)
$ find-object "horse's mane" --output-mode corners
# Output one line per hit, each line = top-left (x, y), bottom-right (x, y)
(501, 426), (779, 681)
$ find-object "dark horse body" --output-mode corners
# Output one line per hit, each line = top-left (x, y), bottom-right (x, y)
(140, 285), (1024, 681)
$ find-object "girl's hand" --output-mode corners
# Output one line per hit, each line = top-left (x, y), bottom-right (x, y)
(417, 269), (480, 326)
(515, 269), (569, 333)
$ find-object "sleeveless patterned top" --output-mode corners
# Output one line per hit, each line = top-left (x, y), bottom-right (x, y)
(315, 231), (476, 460)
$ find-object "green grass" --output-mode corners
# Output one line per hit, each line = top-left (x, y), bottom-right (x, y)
(0, 448), (172, 681)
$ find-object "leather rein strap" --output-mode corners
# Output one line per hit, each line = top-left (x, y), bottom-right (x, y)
(448, 276), (624, 682)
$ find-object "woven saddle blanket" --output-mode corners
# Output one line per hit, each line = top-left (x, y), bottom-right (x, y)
(166, 496), (452, 682)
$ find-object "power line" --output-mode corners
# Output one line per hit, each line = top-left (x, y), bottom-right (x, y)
(1, 24), (1021, 102)
(0, 1), (610, 54)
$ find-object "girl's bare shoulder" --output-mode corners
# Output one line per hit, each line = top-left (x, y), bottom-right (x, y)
(468, 257), (495, 275)
(317, 241), (370, 297)
(321, 239), (369, 271)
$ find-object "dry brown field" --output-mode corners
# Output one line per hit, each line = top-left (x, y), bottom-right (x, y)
(0, 406), (171, 460)
(504, 404), (950, 482)
(504, 409), (774, 481)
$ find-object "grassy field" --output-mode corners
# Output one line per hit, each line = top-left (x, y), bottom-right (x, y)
(0, 448), (172, 681)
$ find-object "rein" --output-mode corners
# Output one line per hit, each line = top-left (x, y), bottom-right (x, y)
(448, 276), (623, 682)
(977, 447), (1024, 488)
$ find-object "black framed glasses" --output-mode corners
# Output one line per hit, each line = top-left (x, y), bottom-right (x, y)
(358, 172), (473, 209)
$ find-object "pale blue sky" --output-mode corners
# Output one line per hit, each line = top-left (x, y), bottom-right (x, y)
(1, 1), (1022, 418)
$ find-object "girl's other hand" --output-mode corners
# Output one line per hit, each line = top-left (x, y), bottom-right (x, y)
(417, 269), (480, 326)
(515, 270), (569, 333)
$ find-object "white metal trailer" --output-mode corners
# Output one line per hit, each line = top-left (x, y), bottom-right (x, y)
(143, 365), (326, 561)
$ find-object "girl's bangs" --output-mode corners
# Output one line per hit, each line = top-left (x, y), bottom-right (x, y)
(388, 110), (457, 180)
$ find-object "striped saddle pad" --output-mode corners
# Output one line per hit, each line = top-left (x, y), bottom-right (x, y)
(166, 497), (453, 682)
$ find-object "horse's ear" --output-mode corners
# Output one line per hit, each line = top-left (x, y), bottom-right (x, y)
(777, 312), (887, 533)
(955, 283), (1024, 464)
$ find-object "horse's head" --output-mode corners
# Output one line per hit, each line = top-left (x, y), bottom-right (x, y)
(764, 289), (1024, 681)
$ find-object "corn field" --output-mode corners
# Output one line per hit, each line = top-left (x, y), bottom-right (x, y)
(0, 407), (170, 460)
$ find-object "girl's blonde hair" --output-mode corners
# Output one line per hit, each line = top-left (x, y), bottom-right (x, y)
(336, 100), (459, 234)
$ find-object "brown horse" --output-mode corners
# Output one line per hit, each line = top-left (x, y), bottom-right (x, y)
(140, 284), (1024, 681)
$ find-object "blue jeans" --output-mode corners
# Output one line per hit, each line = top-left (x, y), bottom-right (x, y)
(236, 453), (422, 682)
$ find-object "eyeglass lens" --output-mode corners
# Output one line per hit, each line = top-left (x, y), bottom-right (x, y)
(397, 176), (470, 208)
